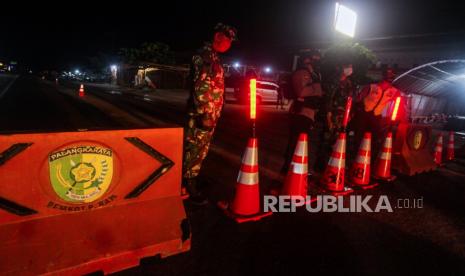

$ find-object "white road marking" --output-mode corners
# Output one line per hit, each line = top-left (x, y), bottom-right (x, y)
(0, 75), (19, 100)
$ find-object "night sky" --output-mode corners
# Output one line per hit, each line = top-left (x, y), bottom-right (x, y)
(1, 0), (464, 70)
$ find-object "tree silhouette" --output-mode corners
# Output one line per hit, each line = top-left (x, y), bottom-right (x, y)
(119, 42), (174, 65)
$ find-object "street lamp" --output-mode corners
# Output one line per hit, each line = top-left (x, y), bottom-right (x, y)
(264, 67), (272, 73)
(334, 2), (357, 38)
(110, 65), (118, 85)
(233, 62), (240, 68)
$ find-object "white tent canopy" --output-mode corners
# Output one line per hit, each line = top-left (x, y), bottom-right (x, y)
(393, 60), (465, 116)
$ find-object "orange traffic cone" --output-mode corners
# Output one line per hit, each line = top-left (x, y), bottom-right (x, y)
(350, 132), (378, 189)
(373, 132), (396, 181)
(320, 132), (352, 195)
(224, 138), (272, 223)
(79, 84), (85, 97)
(281, 133), (308, 198)
(446, 131), (455, 161)
(433, 134), (443, 166)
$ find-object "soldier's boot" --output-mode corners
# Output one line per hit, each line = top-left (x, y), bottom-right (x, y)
(183, 177), (208, 206)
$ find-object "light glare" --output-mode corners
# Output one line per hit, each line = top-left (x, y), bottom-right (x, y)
(334, 3), (357, 37)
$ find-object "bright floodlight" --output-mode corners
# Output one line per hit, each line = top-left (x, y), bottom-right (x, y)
(264, 67), (272, 73)
(233, 62), (240, 68)
(334, 2), (357, 37)
(110, 65), (117, 71)
(74, 69), (80, 74)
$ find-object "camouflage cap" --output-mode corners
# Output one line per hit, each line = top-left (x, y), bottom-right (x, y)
(214, 23), (238, 41)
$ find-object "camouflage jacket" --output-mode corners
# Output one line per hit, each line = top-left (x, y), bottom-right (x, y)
(188, 43), (225, 129)
(323, 77), (355, 129)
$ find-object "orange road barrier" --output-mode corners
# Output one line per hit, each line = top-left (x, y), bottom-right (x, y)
(446, 131), (455, 161)
(349, 132), (378, 189)
(79, 83), (85, 97)
(0, 128), (190, 275)
(221, 138), (272, 223)
(320, 132), (352, 195)
(392, 123), (437, 175)
(433, 133), (444, 166)
(281, 133), (308, 198)
(374, 132), (396, 181)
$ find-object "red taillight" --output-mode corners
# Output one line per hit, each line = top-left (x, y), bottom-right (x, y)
(391, 96), (401, 121)
(250, 78), (256, 120)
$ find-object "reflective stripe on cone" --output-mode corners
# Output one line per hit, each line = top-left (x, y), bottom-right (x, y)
(282, 133), (309, 198)
(447, 131), (455, 161)
(230, 138), (261, 217)
(321, 132), (346, 192)
(433, 134), (443, 165)
(374, 132), (394, 180)
(350, 132), (372, 186)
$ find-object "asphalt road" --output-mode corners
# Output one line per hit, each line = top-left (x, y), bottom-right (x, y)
(0, 75), (121, 132)
(1, 76), (464, 275)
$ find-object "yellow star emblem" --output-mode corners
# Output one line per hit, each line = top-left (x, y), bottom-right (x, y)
(71, 163), (95, 182)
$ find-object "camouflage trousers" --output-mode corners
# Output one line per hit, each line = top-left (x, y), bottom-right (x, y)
(183, 116), (216, 179)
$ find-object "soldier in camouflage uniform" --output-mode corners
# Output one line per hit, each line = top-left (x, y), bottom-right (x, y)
(319, 63), (355, 168)
(324, 64), (355, 142)
(183, 23), (237, 203)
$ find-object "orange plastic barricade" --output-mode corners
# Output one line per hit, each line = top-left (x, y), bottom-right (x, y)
(0, 128), (190, 275)
(392, 123), (437, 175)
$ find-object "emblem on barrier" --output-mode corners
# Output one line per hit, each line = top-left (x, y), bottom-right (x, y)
(48, 146), (113, 203)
